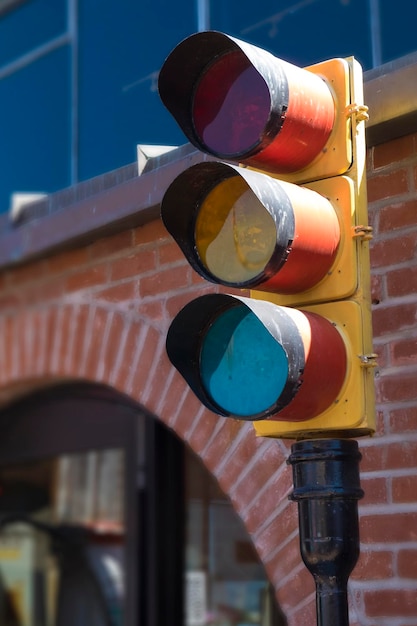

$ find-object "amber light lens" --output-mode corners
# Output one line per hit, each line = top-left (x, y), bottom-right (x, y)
(195, 176), (276, 285)
(192, 50), (271, 157)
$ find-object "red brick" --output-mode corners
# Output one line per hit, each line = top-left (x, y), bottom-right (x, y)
(216, 430), (266, 494)
(128, 324), (161, 399)
(110, 248), (157, 281)
(27, 310), (44, 375)
(32, 308), (50, 376)
(55, 305), (75, 375)
(387, 441), (417, 469)
(361, 512), (417, 543)
(360, 476), (388, 505)
(0, 290), (22, 311)
(136, 300), (165, 327)
(191, 268), (209, 286)
(378, 371), (417, 404)
(372, 302), (417, 337)
(187, 411), (224, 455)
(95, 281), (136, 303)
(370, 273), (384, 304)
(159, 240), (183, 265)
(367, 169), (409, 203)
(101, 311), (126, 382)
(231, 445), (288, 509)
(174, 390), (208, 440)
(21, 274), (65, 305)
(144, 343), (173, 411)
(43, 308), (59, 373)
(373, 134), (416, 169)
(352, 548), (393, 580)
(374, 409), (386, 435)
(378, 199), (417, 233)
(372, 340), (388, 369)
(386, 265), (417, 297)
(285, 598), (315, 626)
(389, 406), (417, 433)
(392, 475), (417, 503)
(66, 304), (91, 374)
(5, 258), (48, 286)
(0, 316), (16, 380)
(201, 419), (244, 476)
(254, 503), (298, 561)
(391, 336), (417, 366)
(140, 265), (191, 298)
(358, 444), (389, 473)
(224, 431), (286, 504)
(242, 468), (293, 535)
(364, 588), (417, 618)
(274, 564), (314, 613)
(158, 370), (191, 428)
(65, 263), (108, 292)
(83, 307), (111, 378)
(113, 319), (146, 392)
(265, 535), (302, 587)
(15, 310), (32, 374)
(398, 549), (417, 578)
(370, 233), (417, 269)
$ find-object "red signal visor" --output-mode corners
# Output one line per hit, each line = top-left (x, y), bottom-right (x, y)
(166, 294), (347, 422)
(158, 31), (338, 176)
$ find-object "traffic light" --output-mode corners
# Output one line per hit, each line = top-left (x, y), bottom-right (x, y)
(158, 31), (375, 439)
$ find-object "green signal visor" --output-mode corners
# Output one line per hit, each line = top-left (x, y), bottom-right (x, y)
(166, 294), (305, 420)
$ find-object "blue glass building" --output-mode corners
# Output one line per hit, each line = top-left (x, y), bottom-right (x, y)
(0, 0), (415, 213)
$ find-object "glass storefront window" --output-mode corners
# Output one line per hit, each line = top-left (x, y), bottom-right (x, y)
(0, 449), (125, 626)
(184, 449), (282, 626)
(0, 0), (67, 68)
(0, 43), (71, 213)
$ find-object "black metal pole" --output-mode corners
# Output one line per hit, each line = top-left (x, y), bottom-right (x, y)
(287, 439), (364, 626)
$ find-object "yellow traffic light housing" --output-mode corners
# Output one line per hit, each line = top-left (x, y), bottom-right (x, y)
(158, 31), (375, 440)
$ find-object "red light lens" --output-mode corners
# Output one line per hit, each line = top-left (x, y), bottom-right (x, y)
(192, 50), (271, 157)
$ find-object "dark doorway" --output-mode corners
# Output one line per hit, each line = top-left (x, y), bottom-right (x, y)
(0, 382), (183, 626)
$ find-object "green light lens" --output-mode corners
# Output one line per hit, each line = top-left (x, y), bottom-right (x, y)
(195, 176), (276, 285)
(200, 304), (289, 417)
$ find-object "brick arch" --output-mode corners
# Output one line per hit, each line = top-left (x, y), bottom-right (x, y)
(0, 297), (315, 621)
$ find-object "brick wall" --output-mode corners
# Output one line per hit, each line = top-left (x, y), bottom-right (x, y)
(0, 131), (416, 624)
(350, 131), (417, 625)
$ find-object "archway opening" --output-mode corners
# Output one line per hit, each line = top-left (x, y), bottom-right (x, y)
(0, 382), (286, 625)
